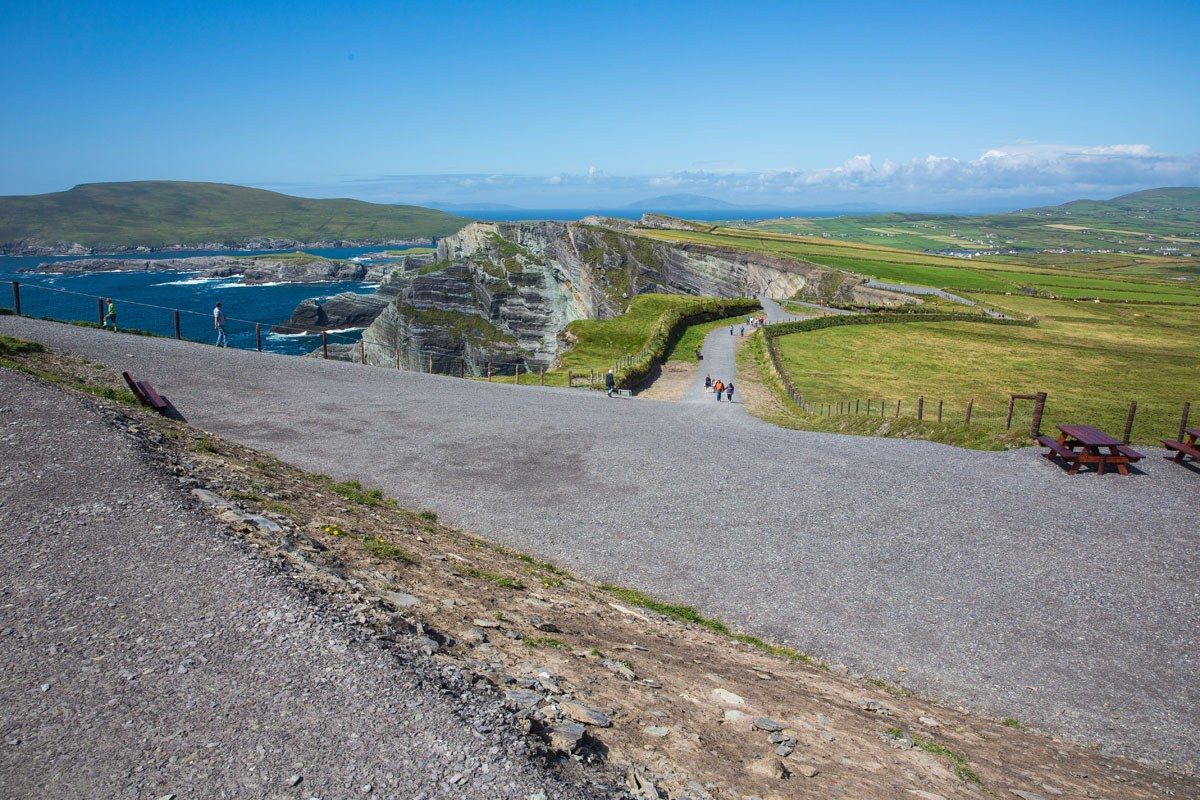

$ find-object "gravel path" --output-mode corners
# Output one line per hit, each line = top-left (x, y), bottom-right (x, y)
(0, 368), (603, 799)
(3, 315), (1198, 772)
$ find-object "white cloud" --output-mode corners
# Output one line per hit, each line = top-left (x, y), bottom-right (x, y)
(261, 144), (1200, 210)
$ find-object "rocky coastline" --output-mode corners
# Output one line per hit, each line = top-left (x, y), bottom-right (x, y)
(1, 236), (434, 257)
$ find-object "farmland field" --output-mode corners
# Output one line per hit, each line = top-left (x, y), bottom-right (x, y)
(767, 296), (1199, 447)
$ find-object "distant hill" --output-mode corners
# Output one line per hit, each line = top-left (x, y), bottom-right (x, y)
(1007, 187), (1200, 233)
(0, 181), (469, 254)
(625, 194), (739, 211)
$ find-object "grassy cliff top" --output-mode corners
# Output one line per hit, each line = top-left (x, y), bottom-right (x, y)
(0, 181), (468, 249)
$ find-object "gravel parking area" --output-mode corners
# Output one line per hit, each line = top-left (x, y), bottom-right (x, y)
(0, 368), (603, 799)
(3, 315), (1197, 773)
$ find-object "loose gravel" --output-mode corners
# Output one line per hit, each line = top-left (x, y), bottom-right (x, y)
(0, 368), (605, 799)
(2, 314), (1197, 773)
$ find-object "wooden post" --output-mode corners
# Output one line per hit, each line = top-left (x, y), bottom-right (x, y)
(459, 358), (465, 378)
(173, 310), (181, 339)
(895, 400), (901, 418)
(322, 331), (329, 359)
(966, 398), (974, 426)
(1005, 396), (1016, 430)
(514, 364), (520, 384)
(1122, 400), (1137, 444)
(540, 366), (545, 386)
(879, 399), (885, 417)
(590, 369), (595, 388)
(255, 323), (262, 351)
(396, 347), (401, 369)
(428, 354), (433, 374)
(567, 369), (573, 386)
(359, 340), (365, 364)
(867, 399), (872, 416)
(97, 296), (105, 325)
(937, 399), (943, 423)
(487, 359), (493, 381)
(10, 281), (20, 316)
(1030, 391), (1047, 438)
(855, 399), (860, 415)
(917, 395), (924, 421)
(1179, 401), (1191, 442)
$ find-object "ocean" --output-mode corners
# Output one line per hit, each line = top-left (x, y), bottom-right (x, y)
(0, 246), (422, 356)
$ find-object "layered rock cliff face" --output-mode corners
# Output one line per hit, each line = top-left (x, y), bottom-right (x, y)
(344, 218), (911, 371)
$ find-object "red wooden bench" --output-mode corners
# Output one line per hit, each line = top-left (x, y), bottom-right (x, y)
(121, 370), (169, 415)
(1163, 427), (1200, 466)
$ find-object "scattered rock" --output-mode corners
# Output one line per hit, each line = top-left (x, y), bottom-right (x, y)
(625, 766), (661, 800)
(473, 618), (501, 628)
(547, 721), (586, 751)
(753, 716), (785, 732)
(1011, 792), (1049, 800)
(775, 743), (794, 757)
(643, 725), (670, 738)
(380, 589), (419, 609)
(723, 709), (745, 723)
(748, 756), (789, 780)
(712, 688), (745, 706)
(602, 658), (636, 680)
(559, 700), (612, 727)
(918, 716), (941, 728)
(288, 774), (302, 787)
(798, 765), (819, 778)
(504, 688), (543, 711)
(860, 699), (887, 713)
(527, 615), (559, 633)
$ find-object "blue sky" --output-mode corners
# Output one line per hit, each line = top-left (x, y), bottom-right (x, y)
(1, 0), (1198, 209)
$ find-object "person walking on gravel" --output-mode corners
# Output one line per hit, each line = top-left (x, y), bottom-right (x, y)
(705, 374), (712, 390)
(213, 301), (228, 347)
(725, 381), (735, 402)
(713, 378), (724, 401)
(605, 368), (616, 398)
(102, 299), (117, 331)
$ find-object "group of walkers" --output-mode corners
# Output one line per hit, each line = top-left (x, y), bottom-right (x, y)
(728, 315), (767, 338)
(97, 297), (229, 347)
(704, 374), (735, 402)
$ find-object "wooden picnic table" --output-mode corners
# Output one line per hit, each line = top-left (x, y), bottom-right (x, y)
(1036, 424), (1144, 476)
(1162, 427), (1200, 466)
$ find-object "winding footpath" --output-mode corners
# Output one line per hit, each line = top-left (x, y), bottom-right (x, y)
(2, 314), (1198, 774)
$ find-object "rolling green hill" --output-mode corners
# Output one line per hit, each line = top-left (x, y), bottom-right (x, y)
(744, 187), (1200, 279)
(0, 181), (468, 252)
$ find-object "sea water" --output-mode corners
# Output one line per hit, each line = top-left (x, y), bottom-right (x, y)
(0, 246), (422, 355)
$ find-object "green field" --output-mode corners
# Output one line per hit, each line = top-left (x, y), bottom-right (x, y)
(767, 296), (1198, 447)
(0, 181), (468, 250)
(740, 187), (1200, 281)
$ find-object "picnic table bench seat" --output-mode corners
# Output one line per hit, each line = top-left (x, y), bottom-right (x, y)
(1114, 444), (1144, 461)
(1036, 435), (1078, 461)
(122, 370), (169, 415)
(1163, 433), (1200, 464)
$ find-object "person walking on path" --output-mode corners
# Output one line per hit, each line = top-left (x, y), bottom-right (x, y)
(102, 299), (117, 332)
(729, 326), (734, 335)
(713, 379), (724, 401)
(740, 325), (745, 336)
(705, 374), (712, 390)
(213, 301), (228, 347)
(604, 368), (616, 398)
(725, 381), (735, 402)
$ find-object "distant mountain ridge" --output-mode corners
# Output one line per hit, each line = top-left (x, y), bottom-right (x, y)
(0, 181), (468, 255)
(624, 194), (739, 210)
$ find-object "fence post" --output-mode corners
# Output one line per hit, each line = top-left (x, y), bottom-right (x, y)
(460, 358), (465, 378)
(487, 359), (493, 381)
(514, 364), (520, 384)
(866, 399), (872, 416)
(917, 395), (924, 421)
(879, 399), (885, 417)
(590, 369), (595, 388)
(428, 354), (433, 374)
(97, 297), (105, 326)
(567, 369), (573, 386)
(540, 366), (545, 386)
(855, 399), (860, 415)
(359, 340), (365, 364)
(895, 400), (901, 418)
(966, 398), (974, 426)
(173, 310), (181, 339)
(937, 399), (943, 423)
(10, 281), (20, 316)
(1005, 396), (1016, 430)
(1122, 401), (1137, 444)
(255, 323), (262, 352)
(1179, 401), (1191, 442)
(396, 347), (401, 369)
(1030, 391), (1047, 438)
(322, 331), (329, 359)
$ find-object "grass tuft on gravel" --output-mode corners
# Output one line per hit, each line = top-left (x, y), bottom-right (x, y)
(883, 727), (981, 785)
(0, 335), (45, 357)
(456, 566), (525, 590)
(330, 479), (389, 507)
(600, 584), (813, 664)
(359, 535), (418, 565)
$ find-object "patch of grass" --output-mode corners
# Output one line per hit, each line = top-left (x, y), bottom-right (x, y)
(419, 510), (438, 524)
(1002, 717), (1026, 730)
(866, 677), (914, 697)
(771, 299), (1199, 446)
(457, 566), (525, 590)
(883, 728), (982, 785)
(359, 535), (418, 565)
(0, 335), (45, 357)
(330, 479), (387, 507)
(193, 438), (218, 453)
(600, 584), (813, 664)
(524, 636), (567, 649)
(77, 383), (139, 405)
